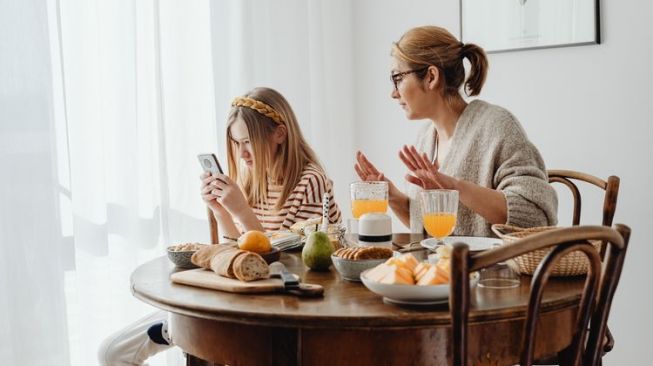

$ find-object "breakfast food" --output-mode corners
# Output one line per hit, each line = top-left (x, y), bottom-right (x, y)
(191, 244), (269, 282)
(232, 252), (271, 282)
(238, 230), (272, 253)
(333, 246), (394, 260)
(289, 217), (322, 236)
(168, 242), (206, 252)
(365, 250), (451, 286)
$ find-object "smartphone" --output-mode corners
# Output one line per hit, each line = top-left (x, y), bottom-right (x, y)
(197, 153), (224, 175)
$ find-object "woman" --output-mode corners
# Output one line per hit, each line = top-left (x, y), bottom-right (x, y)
(99, 87), (341, 365)
(355, 26), (557, 236)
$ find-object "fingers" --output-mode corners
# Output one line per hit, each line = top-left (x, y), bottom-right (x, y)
(399, 146), (418, 171)
(399, 150), (417, 172)
(405, 174), (425, 188)
(414, 170), (442, 190)
(354, 163), (366, 180)
(356, 151), (381, 176)
(410, 146), (431, 171)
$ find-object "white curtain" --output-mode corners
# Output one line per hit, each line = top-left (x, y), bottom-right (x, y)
(1, 0), (355, 365)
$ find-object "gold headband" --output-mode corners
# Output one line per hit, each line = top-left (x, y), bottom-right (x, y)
(231, 96), (284, 124)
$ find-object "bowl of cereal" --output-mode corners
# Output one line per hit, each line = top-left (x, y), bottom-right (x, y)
(167, 243), (208, 268)
(331, 246), (394, 281)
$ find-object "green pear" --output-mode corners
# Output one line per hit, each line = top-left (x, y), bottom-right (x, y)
(302, 231), (334, 271)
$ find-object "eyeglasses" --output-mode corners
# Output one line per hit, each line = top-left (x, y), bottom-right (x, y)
(390, 67), (429, 91)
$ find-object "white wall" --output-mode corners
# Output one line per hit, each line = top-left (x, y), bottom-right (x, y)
(352, 0), (653, 364)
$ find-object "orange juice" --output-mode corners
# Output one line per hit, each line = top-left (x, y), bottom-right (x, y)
(423, 212), (456, 239)
(351, 199), (389, 218)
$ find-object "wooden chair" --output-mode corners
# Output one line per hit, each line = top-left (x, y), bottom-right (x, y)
(208, 207), (219, 244)
(547, 170), (620, 258)
(450, 224), (630, 366)
(548, 170), (620, 358)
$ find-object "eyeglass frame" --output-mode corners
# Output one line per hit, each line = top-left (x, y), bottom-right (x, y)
(390, 66), (430, 91)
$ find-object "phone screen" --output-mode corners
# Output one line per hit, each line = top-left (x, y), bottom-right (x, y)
(197, 153), (224, 174)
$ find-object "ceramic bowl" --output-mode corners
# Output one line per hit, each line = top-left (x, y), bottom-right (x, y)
(166, 244), (208, 268)
(360, 269), (478, 305)
(258, 247), (281, 264)
(331, 255), (386, 282)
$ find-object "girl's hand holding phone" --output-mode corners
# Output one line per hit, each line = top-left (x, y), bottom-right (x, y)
(204, 173), (250, 219)
(200, 172), (228, 216)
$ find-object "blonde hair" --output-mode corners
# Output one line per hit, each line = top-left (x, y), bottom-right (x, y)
(392, 26), (488, 103)
(226, 87), (323, 210)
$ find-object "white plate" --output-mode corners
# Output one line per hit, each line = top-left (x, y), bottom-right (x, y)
(420, 236), (501, 252)
(360, 269), (478, 303)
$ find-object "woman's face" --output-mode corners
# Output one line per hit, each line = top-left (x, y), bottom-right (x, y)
(390, 58), (435, 120)
(229, 119), (254, 168)
(229, 118), (280, 170)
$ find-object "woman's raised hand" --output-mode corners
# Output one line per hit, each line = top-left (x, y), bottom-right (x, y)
(354, 151), (386, 182)
(399, 145), (457, 190)
(354, 151), (403, 200)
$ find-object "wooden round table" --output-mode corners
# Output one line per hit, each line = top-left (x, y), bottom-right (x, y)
(131, 234), (584, 365)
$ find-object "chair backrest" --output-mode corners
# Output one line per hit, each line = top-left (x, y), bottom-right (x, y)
(548, 170), (620, 259)
(547, 170), (620, 227)
(449, 224), (630, 366)
(207, 207), (219, 244)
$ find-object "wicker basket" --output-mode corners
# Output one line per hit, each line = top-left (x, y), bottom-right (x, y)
(491, 224), (600, 277)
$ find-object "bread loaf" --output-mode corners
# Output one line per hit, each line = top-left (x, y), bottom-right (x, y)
(190, 243), (269, 282)
(210, 248), (247, 278)
(191, 244), (235, 268)
(232, 252), (270, 282)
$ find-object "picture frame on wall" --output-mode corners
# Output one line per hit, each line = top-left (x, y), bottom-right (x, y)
(460, 0), (600, 53)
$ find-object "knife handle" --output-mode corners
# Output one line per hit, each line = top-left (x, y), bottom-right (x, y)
(286, 283), (324, 297)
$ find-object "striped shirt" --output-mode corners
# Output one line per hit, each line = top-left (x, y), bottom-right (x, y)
(251, 164), (342, 232)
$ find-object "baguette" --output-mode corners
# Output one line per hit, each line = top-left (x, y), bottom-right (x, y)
(191, 244), (235, 268)
(210, 248), (247, 278)
(232, 252), (270, 282)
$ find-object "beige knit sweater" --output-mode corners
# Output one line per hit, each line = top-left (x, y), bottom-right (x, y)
(407, 100), (558, 236)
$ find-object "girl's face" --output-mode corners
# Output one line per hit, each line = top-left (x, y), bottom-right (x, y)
(390, 58), (436, 120)
(229, 119), (254, 168)
(229, 118), (281, 170)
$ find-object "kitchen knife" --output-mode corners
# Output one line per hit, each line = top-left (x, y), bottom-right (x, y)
(269, 262), (324, 297)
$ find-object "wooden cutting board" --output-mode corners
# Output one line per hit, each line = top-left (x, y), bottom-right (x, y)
(171, 268), (287, 293)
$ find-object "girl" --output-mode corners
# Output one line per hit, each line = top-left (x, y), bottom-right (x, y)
(201, 87), (341, 236)
(99, 87), (341, 365)
(355, 26), (557, 236)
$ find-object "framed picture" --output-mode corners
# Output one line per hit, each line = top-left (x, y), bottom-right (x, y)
(460, 0), (600, 53)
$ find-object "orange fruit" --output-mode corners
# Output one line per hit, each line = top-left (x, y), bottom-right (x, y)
(238, 230), (272, 253)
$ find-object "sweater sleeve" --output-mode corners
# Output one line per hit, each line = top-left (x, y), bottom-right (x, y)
(493, 122), (558, 228)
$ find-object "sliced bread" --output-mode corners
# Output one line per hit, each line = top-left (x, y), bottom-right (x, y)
(210, 248), (247, 278)
(232, 252), (270, 282)
(191, 244), (234, 268)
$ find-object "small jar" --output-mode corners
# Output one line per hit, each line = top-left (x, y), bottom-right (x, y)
(304, 223), (347, 250)
(358, 213), (392, 248)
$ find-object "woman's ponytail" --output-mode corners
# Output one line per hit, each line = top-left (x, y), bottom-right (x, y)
(461, 43), (488, 96)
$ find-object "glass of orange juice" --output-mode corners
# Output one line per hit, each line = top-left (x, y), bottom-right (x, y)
(350, 181), (389, 219)
(420, 190), (459, 244)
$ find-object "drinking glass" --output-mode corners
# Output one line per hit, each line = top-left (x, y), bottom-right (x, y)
(350, 181), (389, 219)
(420, 189), (459, 245)
(477, 243), (520, 289)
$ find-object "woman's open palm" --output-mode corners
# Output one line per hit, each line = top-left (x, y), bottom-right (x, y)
(399, 145), (456, 190)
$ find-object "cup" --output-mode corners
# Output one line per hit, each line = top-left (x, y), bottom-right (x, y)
(477, 244), (520, 289)
(350, 181), (389, 219)
(420, 189), (459, 245)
